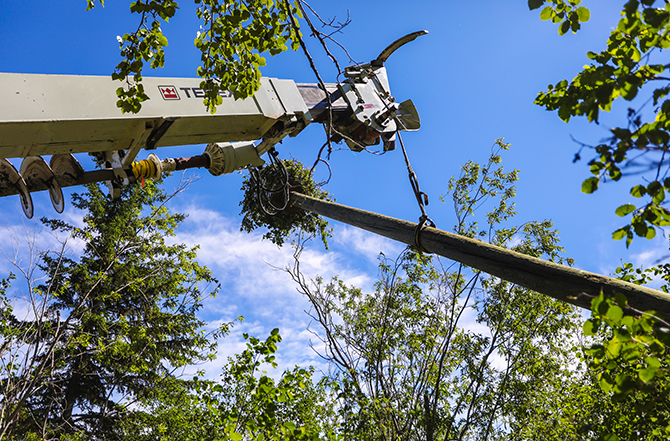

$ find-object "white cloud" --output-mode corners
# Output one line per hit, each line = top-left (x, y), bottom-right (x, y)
(172, 204), (393, 377)
(630, 243), (669, 269)
(0, 197), (411, 380)
(333, 226), (403, 263)
(594, 233), (669, 289)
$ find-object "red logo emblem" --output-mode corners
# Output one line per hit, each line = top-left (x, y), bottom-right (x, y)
(158, 86), (180, 100)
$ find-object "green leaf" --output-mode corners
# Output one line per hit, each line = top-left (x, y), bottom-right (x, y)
(614, 373), (636, 394)
(528, 0), (545, 10)
(612, 227), (629, 241)
(607, 338), (623, 357)
(590, 161), (604, 173)
(583, 319), (598, 336)
(648, 180), (662, 196)
(606, 305), (624, 325)
(639, 366), (658, 382)
(615, 204), (636, 217)
(599, 373), (614, 392)
(615, 292), (628, 308)
(591, 292), (606, 315)
(576, 7), (591, 22)
(540, 6), (554, 21)
(654, 187), (666, 204)
(582, 177), (600, 194)
(646, 225), (656, 239)
(623, 348), (642, 361)
(622, 82), (639, 100)
(559, 20), (571, 35)
(646, 355), (662, 369)
(632, 218), (648, 237)
(630, 185), (647, 197)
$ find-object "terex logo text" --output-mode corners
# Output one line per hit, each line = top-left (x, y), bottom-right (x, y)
(158, 85), (233, 100)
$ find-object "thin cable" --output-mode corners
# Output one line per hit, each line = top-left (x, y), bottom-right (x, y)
(397, 132), (435, 253)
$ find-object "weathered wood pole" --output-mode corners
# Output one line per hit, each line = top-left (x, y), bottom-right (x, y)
(290, 192), (670, 322)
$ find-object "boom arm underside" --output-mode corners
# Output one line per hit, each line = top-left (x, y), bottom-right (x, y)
(0, 73), (317, 159)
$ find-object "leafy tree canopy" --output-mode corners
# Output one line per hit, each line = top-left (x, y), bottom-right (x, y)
(85, 0), (302, 113)
(121, 328), (340, 440)
(286, 142), (583, 440)
(530, 0), (670, 245)
(531, 267), (670, 441)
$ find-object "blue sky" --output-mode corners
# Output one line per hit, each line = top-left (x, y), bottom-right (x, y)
(1, 1), (666, 373)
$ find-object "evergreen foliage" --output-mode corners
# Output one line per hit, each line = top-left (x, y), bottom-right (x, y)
(0, 182), (217, 440)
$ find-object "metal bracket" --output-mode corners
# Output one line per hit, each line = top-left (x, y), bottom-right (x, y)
(122, 120), (157, 168)
(103, 118), (175, 198)
(255, 118), (307, 157)
(102, 150), (126, 199)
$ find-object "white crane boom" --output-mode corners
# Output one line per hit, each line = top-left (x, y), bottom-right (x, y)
(0, 74), (311, 158)
(0, 31), (426, 218)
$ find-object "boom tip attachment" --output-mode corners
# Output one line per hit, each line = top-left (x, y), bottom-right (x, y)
(372, 30), (428, 66)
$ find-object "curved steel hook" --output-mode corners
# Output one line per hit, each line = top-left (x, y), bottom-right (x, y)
(371, 30), (428, 67)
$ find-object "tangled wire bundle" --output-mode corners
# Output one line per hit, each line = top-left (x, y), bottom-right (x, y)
(240, 157), (332, 248)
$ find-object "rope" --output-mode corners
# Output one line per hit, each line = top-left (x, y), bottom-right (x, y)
(397, 132), (435, 254)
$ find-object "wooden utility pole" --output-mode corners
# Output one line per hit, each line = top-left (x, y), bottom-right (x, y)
(290, 192), (670, 322)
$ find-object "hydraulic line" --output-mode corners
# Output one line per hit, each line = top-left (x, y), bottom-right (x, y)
(130, 153), (210, 181)
(131, 158), (157, 179)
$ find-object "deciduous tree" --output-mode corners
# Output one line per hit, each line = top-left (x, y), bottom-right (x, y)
(85, 0), (303, 113)
(530, 0), (670, 245)
(286, 141), (583, 440)
(121, 329), (341, 440)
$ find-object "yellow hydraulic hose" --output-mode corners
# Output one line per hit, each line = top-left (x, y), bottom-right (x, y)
(131, 159), (157, 179)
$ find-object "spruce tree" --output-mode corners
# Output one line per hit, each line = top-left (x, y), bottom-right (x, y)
(2, 182), (217, 440)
